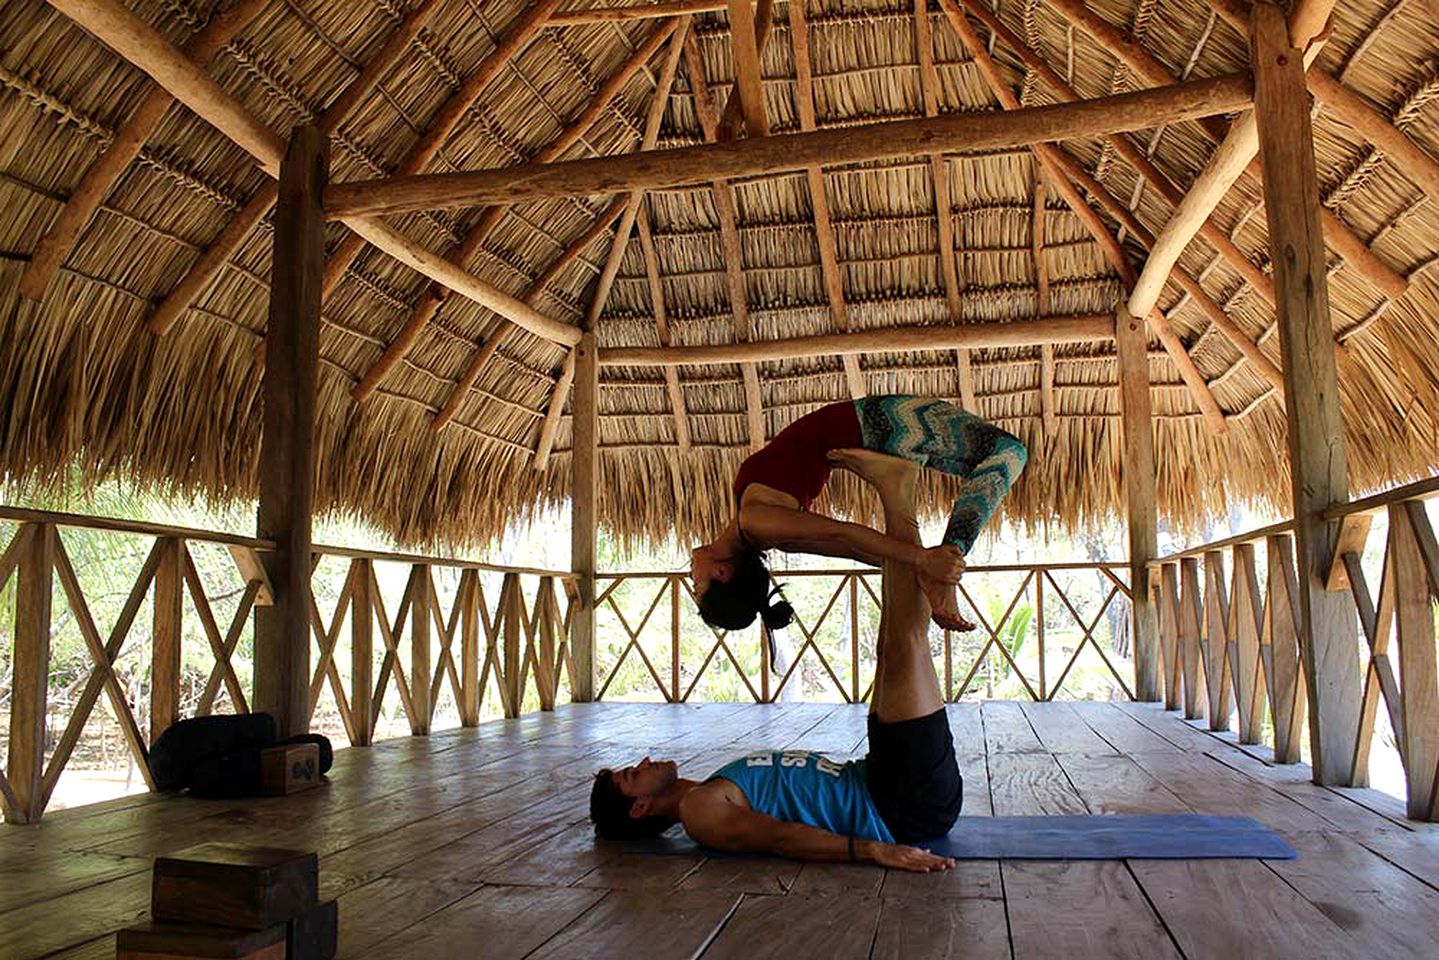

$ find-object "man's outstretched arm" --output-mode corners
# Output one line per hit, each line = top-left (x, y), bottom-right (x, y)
(681, 791), (953, 872)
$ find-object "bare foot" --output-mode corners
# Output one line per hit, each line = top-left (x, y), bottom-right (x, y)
(827, 448), (919, 501)
(920, 575), (976, 632)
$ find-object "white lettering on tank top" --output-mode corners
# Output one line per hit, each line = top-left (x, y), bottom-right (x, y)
(743, 751), (843, 778)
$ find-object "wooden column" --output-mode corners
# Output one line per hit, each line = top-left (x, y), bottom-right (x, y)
(7, 524), (54, 823)
(502, 574), (524, 717)
(409, 565), (432, 735)
(350, 559), (373, 746)
(1391, 503), (1439, 819)
(1178, 557), (1205, 721)
(1115, 306), (1160, 701)
(254, 126), (326, 738)
(1250, 2), (1362, 784)
(460, 569), (481, 726)
(570, 331), (599, 702)
(151, 537), (183, 743)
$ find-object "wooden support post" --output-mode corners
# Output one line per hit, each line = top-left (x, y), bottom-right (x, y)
(6, 523), (54, 823)
(409, 565), (432, 735)
(1390, 503), (1439, 820)
(1251, 2), (1362, 784)
(570, 331), (599, 702)
(1178, 557), (1206, 721)
(460, 570), (481, 726)
(254, 126), (326, 739)
(1203, 550), (1234, 731)
(350, 560), (373, 746)
(671, 577), (682, 703)
(1115, 306), (1160, 701)
(151, 537), (184, 744)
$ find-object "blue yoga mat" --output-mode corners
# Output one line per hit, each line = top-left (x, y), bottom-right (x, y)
(623, 814), (1296, 861)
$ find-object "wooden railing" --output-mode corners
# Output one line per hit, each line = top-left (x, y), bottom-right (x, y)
(593, 563), (1133, 705)
(0, 507), (576, 823)
(1149, 476), (1439, 821)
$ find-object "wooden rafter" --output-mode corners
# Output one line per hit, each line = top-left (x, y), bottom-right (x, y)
(789, 0), (864, 398)
(319, 1), (564, 301)
(145, 0), (444, 336)
(46, 0), (582, 349)
(683, 25), (767, 451)
(532, 19), (692, 468)
(352, 17), (679, 403)
(1044, 0), (1408, 300)
(913, 0), (974, 409)
(1032, 176), (1057, 436)
(726, 1), (769, 137)
(549, 1), (726, 26)
(324, 73), (1255, 217)
(636, 204), (692, 452)
(19, 0), (271, 303)
(935, 1), (1228, 433)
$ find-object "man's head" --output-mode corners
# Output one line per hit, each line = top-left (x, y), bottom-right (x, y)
(589, 757), (679, 839)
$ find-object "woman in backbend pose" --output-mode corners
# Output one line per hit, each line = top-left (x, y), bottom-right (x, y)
(691, 395), (1028, 633)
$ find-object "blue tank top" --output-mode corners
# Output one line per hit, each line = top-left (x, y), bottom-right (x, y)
(707, 750), (895, 843)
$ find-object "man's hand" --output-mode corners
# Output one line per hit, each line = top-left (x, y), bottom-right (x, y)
(917, 544), (966, 583)
(919, 574), (976, 632)
(865, 841), (956, 872)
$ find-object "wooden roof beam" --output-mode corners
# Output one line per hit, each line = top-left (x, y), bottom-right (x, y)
(47, 0), (580, 348)
(1044, 0), (1407, 299)
(532, 20), (692, 469)
(323, 73), (1256, 217)
(145, 0), (552, 337)
(726, 1), (769, 137)
(352, 17), (679, 403)
(947, 0), (1275, 307)
(914, 0), (973, 410)
(936, 0), (1228, 433)
(550, 1), (727, 26)
(599, 314), (1116, 366)
(19, 0), (271, 303)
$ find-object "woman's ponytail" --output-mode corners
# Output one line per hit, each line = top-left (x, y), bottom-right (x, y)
(760, 585), (794, 631)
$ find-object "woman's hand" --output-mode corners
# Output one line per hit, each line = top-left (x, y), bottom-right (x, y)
(918, 544), (967, 583)
(867, 841), (956, 872)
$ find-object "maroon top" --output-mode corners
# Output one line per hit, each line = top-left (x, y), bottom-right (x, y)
(733, 401), (862, 509)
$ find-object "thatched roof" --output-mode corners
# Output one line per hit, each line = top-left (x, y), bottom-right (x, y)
(2, 0), (1438, 549)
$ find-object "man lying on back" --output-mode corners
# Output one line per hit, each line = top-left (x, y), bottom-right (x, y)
(590, 451), (961, 872)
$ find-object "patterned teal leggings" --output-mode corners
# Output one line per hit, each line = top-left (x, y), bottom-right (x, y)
(854, 396), (1028, 554)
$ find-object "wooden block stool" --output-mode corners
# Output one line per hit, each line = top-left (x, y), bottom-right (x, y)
(116, 921), (286, 960)
(152, 844), (318, 930)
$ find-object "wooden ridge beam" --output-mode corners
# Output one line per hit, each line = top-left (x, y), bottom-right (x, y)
(936, 0), (1229, 433)
(47, 0), (582, 348)
(598, 314), (1115, 366)
(550, 1), (726, 24)
(323, 72), (1256, 217)
(1045, 0), (1407, 300)
(790, 0), (862, 398)
(321, 0), (564, 299)
(351, 17), (679, 403)
(20, 0), (270, 302)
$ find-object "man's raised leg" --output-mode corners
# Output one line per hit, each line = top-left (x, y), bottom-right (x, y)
(832, 449), (944, 724)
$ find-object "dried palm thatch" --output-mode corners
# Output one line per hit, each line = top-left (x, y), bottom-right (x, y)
(1, 0), (1437, 551)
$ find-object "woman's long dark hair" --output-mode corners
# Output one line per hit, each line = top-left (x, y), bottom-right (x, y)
(696, 545), (794, 632)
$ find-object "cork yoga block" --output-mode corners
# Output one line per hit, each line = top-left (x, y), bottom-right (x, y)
(260, 743), (321, 796)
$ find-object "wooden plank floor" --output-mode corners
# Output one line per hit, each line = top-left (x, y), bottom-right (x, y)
(6, 701), (1439, 959)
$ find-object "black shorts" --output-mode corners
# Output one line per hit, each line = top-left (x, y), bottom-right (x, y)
(864, 708), (963, 843)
